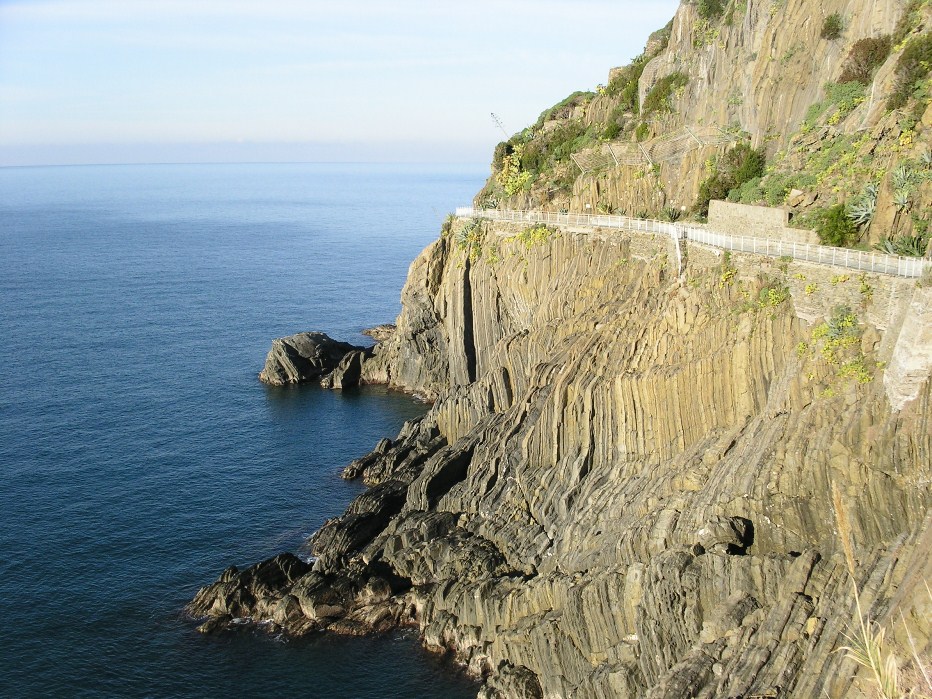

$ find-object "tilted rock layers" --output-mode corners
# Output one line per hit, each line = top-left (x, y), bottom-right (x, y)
(191, 225), (931, 698)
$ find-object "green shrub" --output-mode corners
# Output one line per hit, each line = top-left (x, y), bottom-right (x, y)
(602, 121), (622, 140)
(495, 144), (533, 196)
(729, 176), (764, 203)
(803, 82), (868, 128)
(887, 34), (932, 110)
(456, 218), (485, 260)
(696, 173), (731, 217)
(724, 142), (766, 185)
(642, 72), (689, 116)
(697, 0), (725, 20)
(892, 0), (923, 46)
(535, 91), (595, 127)
(649, 19), (675, 54)
(838, 36), (892, 84)
(605, 58), (647, 113)
(821, 13), (844, 40)
(816, 204), (859, 246)
(635, 122), (650, 142)
(492, 141), (512, 171)
(695, 143), (766, 215)
(549, 121), (595, 163)
(515, 120), (597, 178)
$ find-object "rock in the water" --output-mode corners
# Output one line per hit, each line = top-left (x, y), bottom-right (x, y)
(320, 349), (369, 390)
(186, 553), (312, 625)
(258, 332), (361, 386)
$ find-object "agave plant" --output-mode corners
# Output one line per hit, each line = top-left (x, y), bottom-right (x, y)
(874, 235), (929, 257)
(891, 164), (917, 193)
(875, 237), (897, 255)
(893, 187), (912, 211)
(847, 182), (879, 226)
(661, 206), (682, 222)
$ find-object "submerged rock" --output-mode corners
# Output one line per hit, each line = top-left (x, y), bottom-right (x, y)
(258, 332), (361, 386)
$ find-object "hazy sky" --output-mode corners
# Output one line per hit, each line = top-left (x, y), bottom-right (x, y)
(0, 0), (680, 166)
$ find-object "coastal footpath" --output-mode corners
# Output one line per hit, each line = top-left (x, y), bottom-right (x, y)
(189, 0), (932, 695)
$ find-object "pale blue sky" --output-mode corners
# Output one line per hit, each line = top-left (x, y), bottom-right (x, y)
(0, 0), (680, 166)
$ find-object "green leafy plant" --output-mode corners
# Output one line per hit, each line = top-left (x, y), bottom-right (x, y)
(602, 120), (623, 140)
(821, 12), (844, 40)
(874, 234), (929, 257)
(695, 143), (766, 216)
(441, 213), (456, 236)
(603, 56), (648, 113)
(811, 305), (863, 370)
(513, 224), (556, 249)
(642, 72), (689, 116)
(635, 122), (650, 142)
(535, 90), (595, 127)
(697, 0), (725, 20)
(892, 0), (924, 47)
(802, 82), (867, 129)
(455, 218), (485, 261)
(692, 18), (721, 48)
(718, 251), (738, 287)
(495, 144), (533, 196)
(816, 204), (859, 247)
(887, 34), (932, 110)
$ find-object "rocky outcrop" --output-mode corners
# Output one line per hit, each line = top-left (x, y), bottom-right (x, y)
(362, 323), (397, 343)
(190, 221), (931, 697)
(258, 331), (361, 386)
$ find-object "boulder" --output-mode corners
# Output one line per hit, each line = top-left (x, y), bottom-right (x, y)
(258, 332), (361, 386)
(320, 349), (369, 390)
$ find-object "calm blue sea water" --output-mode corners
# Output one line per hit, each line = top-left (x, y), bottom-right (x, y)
(0, 163), (485, 698)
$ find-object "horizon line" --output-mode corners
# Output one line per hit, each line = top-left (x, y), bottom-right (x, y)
(0, 159), (490, 170)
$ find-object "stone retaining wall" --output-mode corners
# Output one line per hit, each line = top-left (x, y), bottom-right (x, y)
(709, 200), (818, 245)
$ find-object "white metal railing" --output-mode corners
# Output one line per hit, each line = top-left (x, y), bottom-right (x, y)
(685, 228), (928, 278)
(454, 207), (682, 240)
(455, 208), (931, 279)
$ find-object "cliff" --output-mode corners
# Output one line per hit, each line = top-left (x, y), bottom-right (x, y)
(190, 216), (931, 697)
(476, 0), (932, 250)
(187, 1), (932, 696)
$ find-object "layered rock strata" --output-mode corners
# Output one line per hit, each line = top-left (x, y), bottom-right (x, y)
(193, 222), (931, 698)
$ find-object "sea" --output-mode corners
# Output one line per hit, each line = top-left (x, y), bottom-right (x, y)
(0, 163), (486, 698)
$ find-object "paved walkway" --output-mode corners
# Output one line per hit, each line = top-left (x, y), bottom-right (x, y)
(455, 207), (931, 279)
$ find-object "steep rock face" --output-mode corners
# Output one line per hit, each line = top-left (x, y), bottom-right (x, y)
(639, 0), (903, 148)
(191, 222), (931, 697)
(481, 0), (932, 245)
